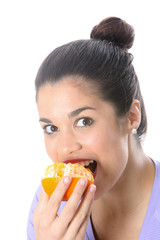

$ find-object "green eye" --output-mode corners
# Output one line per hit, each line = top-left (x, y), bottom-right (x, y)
(76, 117), (93, 127)
(43, 125), (58, 134)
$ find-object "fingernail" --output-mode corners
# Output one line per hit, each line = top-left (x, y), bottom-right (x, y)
(89, 184), (96, 193)
(79, 178), (87, 186)
(63, 176), (71, 184)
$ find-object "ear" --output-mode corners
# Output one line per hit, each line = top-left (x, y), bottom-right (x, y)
(127, 99), (141, 133)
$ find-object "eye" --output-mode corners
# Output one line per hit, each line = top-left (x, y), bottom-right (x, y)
(43, 125), (59, 135)
(75, 117), (93, 127)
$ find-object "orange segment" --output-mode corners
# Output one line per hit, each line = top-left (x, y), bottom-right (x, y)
(41, 162), (94, 201)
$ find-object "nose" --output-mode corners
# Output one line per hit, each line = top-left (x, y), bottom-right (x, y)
(57, 130), (82, 156)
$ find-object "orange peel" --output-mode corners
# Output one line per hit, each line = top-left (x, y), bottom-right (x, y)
(41, 162), (94, 201)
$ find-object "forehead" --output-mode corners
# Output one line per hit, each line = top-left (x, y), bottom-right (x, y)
(37, 76), (100, 103)
(36, 76), (112, 120)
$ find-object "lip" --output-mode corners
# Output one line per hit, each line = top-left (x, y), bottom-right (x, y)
(63, 159), (93, 164)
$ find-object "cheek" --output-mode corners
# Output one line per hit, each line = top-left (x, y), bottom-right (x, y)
(98, 130), (129, 173)
(95, 140), (128, 199)
(82, 127), (125, 154)
(85, 130), (129, 191)
(103, 137), (129, 188)
(44, 138), (56, 161)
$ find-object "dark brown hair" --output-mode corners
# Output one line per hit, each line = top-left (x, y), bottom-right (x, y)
(35, 17), (147, 142)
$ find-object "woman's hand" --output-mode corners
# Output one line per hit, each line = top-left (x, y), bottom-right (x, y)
(33, 176), (96, 240)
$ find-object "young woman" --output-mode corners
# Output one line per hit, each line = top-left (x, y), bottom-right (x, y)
(27, 17), (160, 240)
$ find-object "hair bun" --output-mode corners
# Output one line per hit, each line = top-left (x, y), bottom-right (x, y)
(90, 17), (135, 51)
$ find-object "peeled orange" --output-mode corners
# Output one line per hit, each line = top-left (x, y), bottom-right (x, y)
(41, 162), (94, 201)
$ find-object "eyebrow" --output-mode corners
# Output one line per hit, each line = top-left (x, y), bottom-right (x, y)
(39, 118), (53, 123)
(39, 106), (96, 123)
(68, 106), (96, 118)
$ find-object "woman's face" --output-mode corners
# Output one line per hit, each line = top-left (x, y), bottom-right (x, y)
(37, 77), (129, 199)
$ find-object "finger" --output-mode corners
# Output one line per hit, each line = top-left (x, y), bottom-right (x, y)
(57, 178), (89, 232)
(37, 187), (50, 212)
(43, 176), (72, 223)
(75, 208), (92, 240)
(33, 187), (49, 225)
(67, 184), (96, 238)
(66, 211), (91, 240)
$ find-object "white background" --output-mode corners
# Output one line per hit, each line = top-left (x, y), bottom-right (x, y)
(0, 0), (160, 239)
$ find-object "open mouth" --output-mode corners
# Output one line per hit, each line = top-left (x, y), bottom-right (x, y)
(78, 160), (97, 176)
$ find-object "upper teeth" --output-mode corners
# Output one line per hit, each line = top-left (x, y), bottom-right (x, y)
(78, 160), (94, 167)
